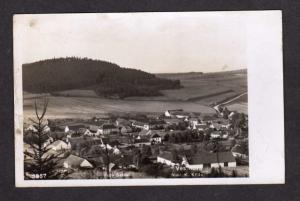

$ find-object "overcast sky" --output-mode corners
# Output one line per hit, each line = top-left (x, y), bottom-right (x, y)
(15, 12), (247, 73)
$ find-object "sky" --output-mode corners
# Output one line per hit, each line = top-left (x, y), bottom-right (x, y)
(14, 12), (247, 73)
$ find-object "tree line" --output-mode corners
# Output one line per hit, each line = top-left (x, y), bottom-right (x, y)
(23, 57), (181, 98)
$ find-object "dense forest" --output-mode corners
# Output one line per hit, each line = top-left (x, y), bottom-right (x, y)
(23, 57), (181, 98)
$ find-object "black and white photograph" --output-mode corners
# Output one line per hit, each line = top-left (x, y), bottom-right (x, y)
(13, 11), (284, 186)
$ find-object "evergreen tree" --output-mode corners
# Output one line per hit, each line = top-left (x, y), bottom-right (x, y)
(24, 99), (65, 180)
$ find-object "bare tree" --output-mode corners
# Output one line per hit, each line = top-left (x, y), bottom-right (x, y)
(24, 98), (65, 180)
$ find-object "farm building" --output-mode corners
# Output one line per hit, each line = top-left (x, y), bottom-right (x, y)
(132, 121), (150, 130)
(184, 152), (236, 170)
(165, 109), (190, 119)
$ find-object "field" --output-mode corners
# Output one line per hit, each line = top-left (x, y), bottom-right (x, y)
(156, 70), (247, 104)
(23, 92), (216, 119)
(23, 69), (247, 119)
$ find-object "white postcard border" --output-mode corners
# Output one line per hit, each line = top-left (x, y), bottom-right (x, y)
(14, 11), (284, 187)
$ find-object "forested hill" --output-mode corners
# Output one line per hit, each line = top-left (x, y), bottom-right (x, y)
(22, 57), (181, 98)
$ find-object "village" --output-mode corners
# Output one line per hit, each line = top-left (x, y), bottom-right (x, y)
(23, 105), (249, 179)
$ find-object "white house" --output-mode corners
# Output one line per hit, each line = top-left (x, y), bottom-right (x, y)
(194, 123), (207, 131)
(132, 121), (150, 130)
(185, 152), (236, 170)
(150, 130), (167, 144)
(210, 131), (221, 139)
(150, 133), (162, 144)
(64, 126), (70, 133)
(165, 109), (190, 119)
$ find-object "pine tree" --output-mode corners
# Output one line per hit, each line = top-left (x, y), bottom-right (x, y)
(24, 99), (65, 180)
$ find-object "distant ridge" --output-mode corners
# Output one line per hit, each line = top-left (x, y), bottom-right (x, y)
(156, 68), (247, 75)
(23, 57), (181, 98)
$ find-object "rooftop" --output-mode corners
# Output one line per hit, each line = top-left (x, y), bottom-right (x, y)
(189, 152), (236, 164)
(158, 151), (175, 162)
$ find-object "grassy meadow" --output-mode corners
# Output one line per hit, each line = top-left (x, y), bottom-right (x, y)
(23, 69), (247, 119)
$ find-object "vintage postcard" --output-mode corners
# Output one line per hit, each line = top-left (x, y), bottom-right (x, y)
(14, 11), (284, 187)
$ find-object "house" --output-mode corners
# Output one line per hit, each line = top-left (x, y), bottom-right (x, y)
(112, 146), (121, 155)
(213, 105), (221, 113)
(89, 125), (102, 136)
(77, 128), (88, 135)
(184, 152), (236, 170)
(210, 121), (229, 131)
(61, 154), (93, 169)
(194, 123), (207, 131)
(115, 118), (132, 127)
(164, 118), (183, 126)
(146, 114), (160, 119)
(188, 117), (200, 128)
(150, 130), (168, 144)
(165, 109), (190, 119)
(83, 129), (93, 136)
(157, 151), (178, 167)
(99, 124), (119, 135)
(56, 123), (88, 133)
(132, 121), (150, 130)
(64, 126), (69, 133)
(210, 131), (222, 139)
(120, 126), (133, 134)
(133, 136), (151, 146)
(47, 140), (71, 151)
(165, 109), (182, 117)
(150, 133), (162, 144)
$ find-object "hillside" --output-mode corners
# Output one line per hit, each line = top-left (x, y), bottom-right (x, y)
(153, 69), (247, 103)
(22, 57), (181, 98)
(23, 68), (247, 118)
